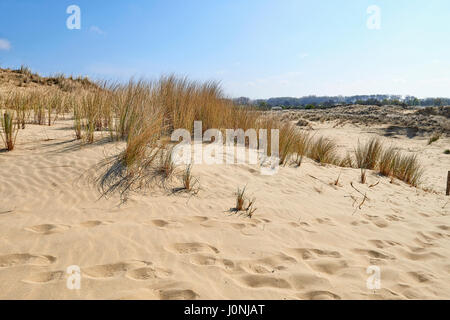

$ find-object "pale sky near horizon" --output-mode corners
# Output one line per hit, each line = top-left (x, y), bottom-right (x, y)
(0, 0), (449, 99)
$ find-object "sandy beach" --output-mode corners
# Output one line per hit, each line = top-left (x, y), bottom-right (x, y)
(1, 117), (448, 300)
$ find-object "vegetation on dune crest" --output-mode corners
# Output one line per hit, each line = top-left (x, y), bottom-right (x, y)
(0, 68), (426, 192)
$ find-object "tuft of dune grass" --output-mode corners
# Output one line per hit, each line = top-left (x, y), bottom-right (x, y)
(392, 153), (423, 187)
(355, 138), (382, 170)
(1, 110), (19, 151)
(308, 136), (339, 165)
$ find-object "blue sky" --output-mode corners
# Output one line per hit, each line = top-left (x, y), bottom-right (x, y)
(0, 0), (449, 99)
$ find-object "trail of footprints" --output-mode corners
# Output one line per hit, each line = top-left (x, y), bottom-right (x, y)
(9, 211), (448, 299)
(14, 258), (174, 285)
(168, 240), (348, 299)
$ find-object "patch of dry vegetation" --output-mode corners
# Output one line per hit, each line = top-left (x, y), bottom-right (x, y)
(0, 68), (426, 195)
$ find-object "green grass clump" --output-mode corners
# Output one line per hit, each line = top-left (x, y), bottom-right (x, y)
(1, 111), (19, 151)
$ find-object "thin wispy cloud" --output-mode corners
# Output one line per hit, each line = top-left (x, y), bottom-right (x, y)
(298, 53), (309, 59)
(89, 26), (105, 35)
(0, 38), (11, 51)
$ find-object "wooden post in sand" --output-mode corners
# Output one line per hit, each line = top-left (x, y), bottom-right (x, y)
(447, 171), (450, 196)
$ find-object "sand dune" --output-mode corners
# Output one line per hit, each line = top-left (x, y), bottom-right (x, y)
(0, 119), (449, 300)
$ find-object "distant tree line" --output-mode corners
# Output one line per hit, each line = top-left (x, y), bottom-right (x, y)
(232, 95), (450, 110)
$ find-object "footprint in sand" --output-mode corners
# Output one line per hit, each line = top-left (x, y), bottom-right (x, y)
(234, 253), (297, 276)
(289, 273), (332, 291)
(22, 271), (65, 284)
(25, 224), (71, 235)
(188, 216), (209, 223)
(352, 248), (395, 260)
(308, 259), (349, 275)
(351, 220), (370, 226)
(158, 289), (199, 300)
(363, 214), (389, 228)
(82, 260), (151, 279)
(407, 271), (435, 283)
(288, 248), (342, 261)
(386, 214), (405, 222)
(231, 223), (247, 230)
(239, 274), (292, 289)
(396, 248), (443, 261)
(169, 243), (220, 255)
(238, 262), (273, 274)
(299, 290), (341, 300)
(190, 254), (237, 272)
(0, 209), (14, 215)
(146, 219), (183, 229)
(126, 267), (172, 281)
(0, 253), (57, 268)
(368, 239), (401, 249)
(79, 220), (113, 228)
(315, 218), (336, 226)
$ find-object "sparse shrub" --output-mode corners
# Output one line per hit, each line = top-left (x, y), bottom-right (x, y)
(444, 149), (450, 155)
(428, 133), (441, 145)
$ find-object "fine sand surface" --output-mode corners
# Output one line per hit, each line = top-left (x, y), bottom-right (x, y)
(0, 119), (449, 300)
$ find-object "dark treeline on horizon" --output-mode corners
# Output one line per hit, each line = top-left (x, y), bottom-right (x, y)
(233, 95), (450, 109)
